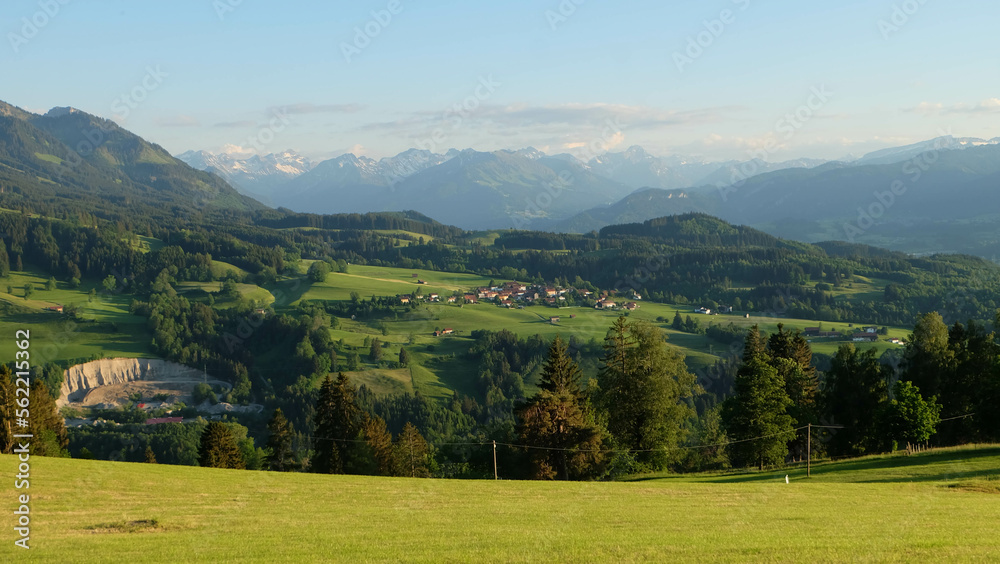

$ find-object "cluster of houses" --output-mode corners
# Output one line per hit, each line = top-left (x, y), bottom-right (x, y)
(595, 298), (640, 311)
(399, 293), (441, 304)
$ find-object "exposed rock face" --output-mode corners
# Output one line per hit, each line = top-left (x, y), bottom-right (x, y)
(58, 358), (214, 406)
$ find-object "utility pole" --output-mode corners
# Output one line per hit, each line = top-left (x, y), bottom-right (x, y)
(807, 423), (811, 478)
(492, 440), (498, 480)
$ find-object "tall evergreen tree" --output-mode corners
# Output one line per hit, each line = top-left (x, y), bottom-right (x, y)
(723, 356), (795, 469)
(28, 380), (67, 457)
(362, 414), (397, 476)
(823, 344), (889, 456)
(144, 445), (158, 464)
(517, 336), (605, 480)
(0, 239), (9, 278)
(198, 422), (246, 469)
(311, 373), (362, 474)
(394, 422), (431, 478)
(265, 408), (296, 472)
(539, 336), (582, 396)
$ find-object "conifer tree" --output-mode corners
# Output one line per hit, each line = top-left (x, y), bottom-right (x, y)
(265, 408), (296, 471)
(198, 422), (246, 469)
(723, 356), (794, 469)
(311, 373), (362, 474)
(394, 422), (431, 478)
(362, 414), (397, 476)
(517, 336), (605, 480)
(144, 445), (158, 464)
(28, 380), (67, 457)
(0, 239), (9, 278)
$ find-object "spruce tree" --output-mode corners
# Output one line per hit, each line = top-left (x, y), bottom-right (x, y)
(394, 422), (431, 478)
(518, 335), (605, 480)
(28, 380), (67, 457)
(144, 445), (158, 464)
(198, 422), (246, 469)
(0, 239), (9, 278)
(824, 344), (890, 455)
(723, 356), (794, 469)
(362, 414), (397, 476)
(265, 408), (296, 471)
(311, 373), (362, 474)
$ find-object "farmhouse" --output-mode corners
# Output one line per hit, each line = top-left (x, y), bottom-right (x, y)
(596, 299), (617, 309)
(47, 305), (64, 313)
(463, 294), (477, 303)
(549, 317), (560, 324)
(804, 327), (821, 337)
(447, 296), (457, 303)
(625, 302), (639, 311)
(433, 328), (455, 337)
(399, 295), (411, 304)
(852, 333), (878, 342)
(695, 307), (712, 315)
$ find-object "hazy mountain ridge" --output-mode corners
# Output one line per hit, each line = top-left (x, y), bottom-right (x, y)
(0, 102), (264, 220)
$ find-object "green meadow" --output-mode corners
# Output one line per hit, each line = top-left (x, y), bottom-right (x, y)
(3, 446), (998, 562)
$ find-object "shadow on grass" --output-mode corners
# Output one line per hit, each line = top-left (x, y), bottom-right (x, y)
(629, 446), (1000, 484)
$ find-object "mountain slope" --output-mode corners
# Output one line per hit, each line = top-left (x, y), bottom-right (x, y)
(0, 103), (264, 221)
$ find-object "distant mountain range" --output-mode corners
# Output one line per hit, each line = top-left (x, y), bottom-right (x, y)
(554, 137), (1000, 257)
(176, 149), (315, 204)
(177, 144), (828, 229)
(7, 97), (1000, 259)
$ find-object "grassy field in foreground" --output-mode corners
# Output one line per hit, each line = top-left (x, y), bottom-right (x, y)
(3, 446), (999, 562)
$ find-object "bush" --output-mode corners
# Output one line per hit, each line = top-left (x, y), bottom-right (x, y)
(193, 383), (218, 405)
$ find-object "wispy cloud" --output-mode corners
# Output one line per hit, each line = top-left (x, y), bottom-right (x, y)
(213, 120), (257, 128)
(270, 103), (366, 115)
(907, 99), (1000, 116)
(154, 114), (201, 127)
(358, 102), (738, 133)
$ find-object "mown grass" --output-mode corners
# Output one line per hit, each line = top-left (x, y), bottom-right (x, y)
(2, 446), (998, 562)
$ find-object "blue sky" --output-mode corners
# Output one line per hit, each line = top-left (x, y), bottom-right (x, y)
(2, 0), (998, 161)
